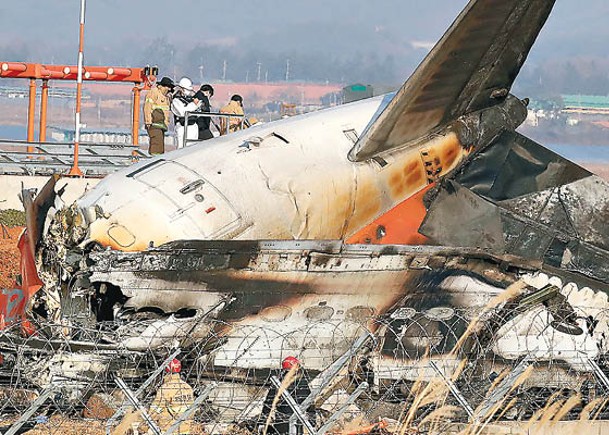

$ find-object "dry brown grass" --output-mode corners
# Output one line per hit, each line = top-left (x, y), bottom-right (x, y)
(261, 366), (299, 435)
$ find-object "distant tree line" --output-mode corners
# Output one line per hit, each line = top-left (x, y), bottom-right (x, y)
(136, 38), (405, 85)
(2, 39), (609, 98)
(516, 59), (609, 97)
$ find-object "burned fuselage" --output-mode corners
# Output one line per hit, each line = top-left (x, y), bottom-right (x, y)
(36, 239), (609, 385)
(12, 0), (609, 424)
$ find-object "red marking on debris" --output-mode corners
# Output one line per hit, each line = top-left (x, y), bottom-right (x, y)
(21, 319), (37, 337)
(206, 206), (216, 214)
(1, 230), (43, 330)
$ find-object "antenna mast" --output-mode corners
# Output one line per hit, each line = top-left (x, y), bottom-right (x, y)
(285, 59), (290, 81)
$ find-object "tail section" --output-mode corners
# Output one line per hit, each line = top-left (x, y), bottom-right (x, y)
(349, 0), (557, 162)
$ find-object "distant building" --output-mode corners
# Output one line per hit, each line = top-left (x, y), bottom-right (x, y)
(343, 84), (374, 103)
(48, 126), (151, 145)
(205, 82), (343, 108)
(562, 95), (609, 115)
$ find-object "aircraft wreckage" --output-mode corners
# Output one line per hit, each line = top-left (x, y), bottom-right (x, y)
(3, 0), (609, 430)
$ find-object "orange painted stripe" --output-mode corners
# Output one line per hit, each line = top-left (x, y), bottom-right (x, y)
(346, 184), (434, 245)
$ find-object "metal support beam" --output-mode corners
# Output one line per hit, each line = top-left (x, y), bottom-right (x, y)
(68, 0), (86, 177)
(429, 360), (476, 421)
(114, 376), (162, 435)
(288, 331), (376, 432)
(163, 382), (217, 435)
(4, 386), (54, 435)
(589, 358), (609, 391)
(27, 79), (36, 149)
(316, 382), (369, 435)
(183, 112), (189, 149)
(271, 376), (369, 435)
(304, 331), (375, 411)
(270, 375), (318, 435)
(132, 86), (140, 146)
(39, 80), (49, 142)
(106, 349), (181, 434)
(474, 357), (531, 421)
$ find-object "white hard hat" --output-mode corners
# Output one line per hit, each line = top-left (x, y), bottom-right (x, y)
(178, 77), (194, 92)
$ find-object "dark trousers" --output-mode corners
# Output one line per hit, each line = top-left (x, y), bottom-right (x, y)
(267, 422), (302, 435)
(147, 127), (165, 154)
(198, 128), (214, 141)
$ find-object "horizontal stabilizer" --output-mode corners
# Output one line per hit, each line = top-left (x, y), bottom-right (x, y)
(349, 0), (556, 162)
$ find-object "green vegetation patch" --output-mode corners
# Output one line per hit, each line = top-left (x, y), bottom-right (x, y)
(0, 209), (26, 227)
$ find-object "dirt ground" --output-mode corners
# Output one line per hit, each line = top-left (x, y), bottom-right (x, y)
(0, 225), (24, 289)
(20, 418), (106, 435)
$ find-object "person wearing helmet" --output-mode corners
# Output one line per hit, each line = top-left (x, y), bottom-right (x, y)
(143, 76), (174, 154)
(170, 77), (201, 148)
(260, 356), (313, 435)
(110, 358), (195, 435)
(219, 94), (245, 135)
(147, 358), (195, 434)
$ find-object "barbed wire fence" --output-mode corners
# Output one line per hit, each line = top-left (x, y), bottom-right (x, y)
(0, 306), (608, 434)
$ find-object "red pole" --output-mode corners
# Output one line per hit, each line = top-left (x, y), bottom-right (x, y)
(39, 80), (49, 142)
(132, 86), (140, 146)
(27, 79), (36, 150)
(68, 0), (85, 177)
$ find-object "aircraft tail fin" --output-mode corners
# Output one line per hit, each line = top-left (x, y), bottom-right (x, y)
(349, 0), (556, 162)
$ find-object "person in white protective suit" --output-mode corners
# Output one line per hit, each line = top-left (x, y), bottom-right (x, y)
(171, 77), (201, 148)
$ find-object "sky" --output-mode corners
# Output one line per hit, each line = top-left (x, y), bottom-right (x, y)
(1, 1), (609, 84)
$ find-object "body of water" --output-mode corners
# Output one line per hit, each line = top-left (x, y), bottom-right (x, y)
(0, 125), (28, 141)
(545, 144), (609, 163)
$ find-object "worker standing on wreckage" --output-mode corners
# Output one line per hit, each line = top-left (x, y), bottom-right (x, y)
(112, 358), (195, 435)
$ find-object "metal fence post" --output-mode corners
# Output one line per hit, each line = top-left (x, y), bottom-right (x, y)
(106, 349), (181, 434)
(114, 376), (163, 435)
(163, 382), (217, 435)
(4, 386), (55, 435)
(429, 360), (476, 422)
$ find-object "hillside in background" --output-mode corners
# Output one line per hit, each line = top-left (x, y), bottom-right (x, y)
(0, 1), (608, 93)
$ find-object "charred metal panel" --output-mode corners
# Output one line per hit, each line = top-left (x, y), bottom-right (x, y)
(451, 131), (591, 201)
(421, 133), (609, 284)
(500, 176), (609, 251)
(350, 0), (556, 161)
(422, 190), (609, 284)
(22, 175), (58, 251)
(85, 242), (528, 315)
(307, 252), (414, 273)
(417, 181), (505, 250)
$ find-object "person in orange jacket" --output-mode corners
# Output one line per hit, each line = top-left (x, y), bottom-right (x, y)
(111, 358), (195, 435)
(219, 94), (245, 135)
(143, 76), (174, 155)
(148, 358), (195, 434)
